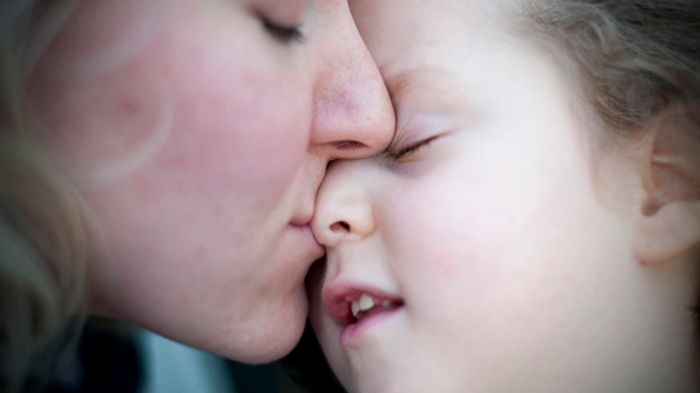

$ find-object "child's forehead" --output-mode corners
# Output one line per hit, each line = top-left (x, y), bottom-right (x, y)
(383, 66), (472, 112)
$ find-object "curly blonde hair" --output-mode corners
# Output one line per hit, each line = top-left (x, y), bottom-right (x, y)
(1, 1), (89, 391)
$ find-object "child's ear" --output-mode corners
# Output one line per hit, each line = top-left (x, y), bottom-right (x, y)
(633, 108), (700, 266)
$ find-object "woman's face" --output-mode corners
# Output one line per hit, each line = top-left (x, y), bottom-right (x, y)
(309, 0), (697, 391)
(28, 0), (394, 362)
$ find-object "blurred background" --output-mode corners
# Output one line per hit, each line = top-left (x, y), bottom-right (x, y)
(44, 317), (345, 393)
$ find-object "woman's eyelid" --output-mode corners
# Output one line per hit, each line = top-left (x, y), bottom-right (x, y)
(269, 0), (310, 25)
(255, 0), (311, 36)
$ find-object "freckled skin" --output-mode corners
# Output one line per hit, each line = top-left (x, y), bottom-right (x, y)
(27, 0), (394, 362)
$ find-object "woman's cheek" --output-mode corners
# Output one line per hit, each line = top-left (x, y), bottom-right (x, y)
(152, 25), (312, 200)
(168, 78), (310, 207)
(33, 0), (166, 81)
(27, 1), (177, 186)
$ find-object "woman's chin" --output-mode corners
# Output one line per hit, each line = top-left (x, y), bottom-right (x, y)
(221, 293), (308, 363)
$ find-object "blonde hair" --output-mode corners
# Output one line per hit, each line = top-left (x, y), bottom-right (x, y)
(1, 1), (89, 391)
(522, 0), (700, 331)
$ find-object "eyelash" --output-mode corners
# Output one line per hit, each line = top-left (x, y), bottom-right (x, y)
(390, 135), (441, 162)
(260, 17), (304, 44)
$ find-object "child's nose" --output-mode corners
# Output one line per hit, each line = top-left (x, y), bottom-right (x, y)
(311, 162), (376, 248)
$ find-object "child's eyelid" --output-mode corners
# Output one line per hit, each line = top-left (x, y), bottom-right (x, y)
(388, 111), (455, 155)
(386, 133), (445, 164)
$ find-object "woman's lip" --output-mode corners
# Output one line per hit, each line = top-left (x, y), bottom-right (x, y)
(290, 217), (312, 226)
(288, 224), (324, 260)
(289, 209), (314, 227)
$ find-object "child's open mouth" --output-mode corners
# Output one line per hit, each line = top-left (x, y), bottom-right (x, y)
(350, 292), (403, 322)
(322, 284), (405, 346)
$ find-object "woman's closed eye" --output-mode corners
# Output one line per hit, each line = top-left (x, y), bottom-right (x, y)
(259, 16), (304, 43)
(252, 0), (309, 45)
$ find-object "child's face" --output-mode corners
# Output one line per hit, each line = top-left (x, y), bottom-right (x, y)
(309, 0), (697, 392)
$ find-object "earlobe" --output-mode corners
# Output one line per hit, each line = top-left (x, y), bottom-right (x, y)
(633, 108), (700, 266)
(634, 200), (700, 266)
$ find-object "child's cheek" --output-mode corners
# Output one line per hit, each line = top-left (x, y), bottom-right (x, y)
(397, 168), (517, 280)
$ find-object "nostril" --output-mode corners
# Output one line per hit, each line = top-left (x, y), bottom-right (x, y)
(330, 221), (350, 232)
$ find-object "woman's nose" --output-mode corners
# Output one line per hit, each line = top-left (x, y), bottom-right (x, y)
(311, 162), (376, 248)
(310, 1), (395, 160)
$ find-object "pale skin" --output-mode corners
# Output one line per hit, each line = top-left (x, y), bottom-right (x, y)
(26, 0), (394, 362)
(309, 0), (700, 392)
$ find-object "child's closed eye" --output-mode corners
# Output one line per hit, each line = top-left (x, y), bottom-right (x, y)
(389, 134), (443, 163)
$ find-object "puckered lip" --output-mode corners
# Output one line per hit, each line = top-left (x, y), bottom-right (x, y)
(289, 215), (313, 227)
(322, 281), (404, 327)
(288, 224), (324, 261)
(290, 201), (315, 227)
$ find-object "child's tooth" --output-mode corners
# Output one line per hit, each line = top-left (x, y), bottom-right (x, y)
(358, 293), (375, 311)
(351, 300), (360, 318)
(382, 299), (391, 307)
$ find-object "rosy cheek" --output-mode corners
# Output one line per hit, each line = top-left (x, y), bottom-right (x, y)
(28, 1), (178, 186)
(34, 0), (166, 81)
(398, 172), (515, 281)
(32, 5), (311, 193)
(30, 0), (314, 231)
(160, 60), (310, 200)
(30, 69), (174, 187)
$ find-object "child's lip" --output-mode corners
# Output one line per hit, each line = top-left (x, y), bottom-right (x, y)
(341, 304), (403, 347)
(321, 281), (404, 327)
